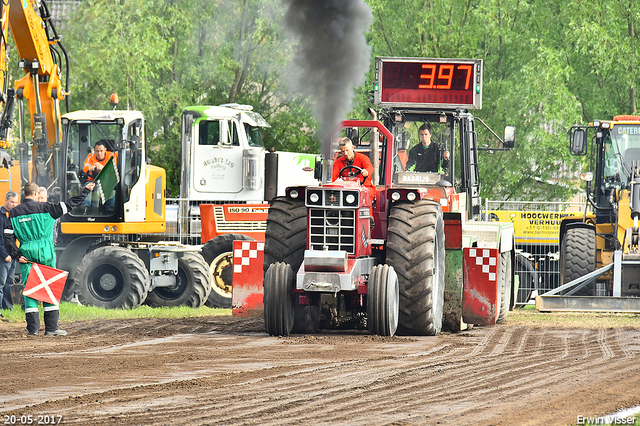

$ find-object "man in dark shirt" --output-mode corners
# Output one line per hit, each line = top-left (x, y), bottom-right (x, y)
(0, 191), (18, 311)
(406, 123), (449, 173)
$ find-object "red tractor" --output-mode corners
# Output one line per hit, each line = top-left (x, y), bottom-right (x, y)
(262, 57), (516, 336)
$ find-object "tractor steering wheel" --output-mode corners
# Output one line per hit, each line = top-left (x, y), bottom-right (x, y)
(338, 165), (363, 185)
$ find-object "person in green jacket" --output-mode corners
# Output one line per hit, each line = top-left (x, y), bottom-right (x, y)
(10, 181), (94, 336)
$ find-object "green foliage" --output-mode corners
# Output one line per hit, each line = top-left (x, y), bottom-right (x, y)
(53, 0), (640, 200)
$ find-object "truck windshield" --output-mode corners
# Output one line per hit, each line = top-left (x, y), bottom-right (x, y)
(244, 124), (264, 147)
(65, 120), (122, 217)
(604, 124), (640, 188)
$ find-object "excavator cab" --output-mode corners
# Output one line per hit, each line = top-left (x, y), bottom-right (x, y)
(58, 110), (165, 236)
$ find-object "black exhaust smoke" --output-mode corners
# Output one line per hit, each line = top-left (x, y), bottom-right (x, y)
(282, 0), (373, 160)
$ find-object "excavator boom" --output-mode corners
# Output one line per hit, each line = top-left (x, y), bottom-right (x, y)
(0, 0), (69, 191)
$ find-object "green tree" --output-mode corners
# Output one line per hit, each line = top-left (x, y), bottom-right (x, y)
(64, 0), (317, 195)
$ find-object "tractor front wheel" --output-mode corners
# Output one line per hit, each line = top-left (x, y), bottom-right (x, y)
(264, 262), (295, 336)
(367, 264), (399, 337)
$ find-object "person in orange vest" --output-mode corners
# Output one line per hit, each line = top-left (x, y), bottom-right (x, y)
(332, 137), (376, 201)
(82, 141), (117, 182)
(81, 141), (117, 213)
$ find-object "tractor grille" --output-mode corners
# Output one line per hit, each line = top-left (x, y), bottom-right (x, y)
(308, 208), (356, 254)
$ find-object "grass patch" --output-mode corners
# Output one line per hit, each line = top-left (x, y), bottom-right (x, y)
(1, 302), (231, 323)
(508, 306), (640, 329)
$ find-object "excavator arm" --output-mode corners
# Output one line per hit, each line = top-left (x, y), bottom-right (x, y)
(0, 0), (69, 189)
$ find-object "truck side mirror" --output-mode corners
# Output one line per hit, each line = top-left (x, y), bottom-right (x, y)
(570, 128), (587, 155)
(503, 126), (515, 149)
(313, 157), (323, 181)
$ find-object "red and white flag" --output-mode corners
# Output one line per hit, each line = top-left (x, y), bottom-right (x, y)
(23, 263), (68, 305)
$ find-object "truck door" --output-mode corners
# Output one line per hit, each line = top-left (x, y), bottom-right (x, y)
(192, 119), (243, 193)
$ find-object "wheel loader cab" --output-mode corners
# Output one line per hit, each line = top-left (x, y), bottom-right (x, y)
(59, 110), (164, 235)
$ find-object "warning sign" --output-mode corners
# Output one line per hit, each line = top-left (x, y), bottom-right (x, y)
(487, 210), (582, 244)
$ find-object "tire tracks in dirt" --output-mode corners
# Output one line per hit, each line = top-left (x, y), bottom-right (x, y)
(3, 320), (640, 426)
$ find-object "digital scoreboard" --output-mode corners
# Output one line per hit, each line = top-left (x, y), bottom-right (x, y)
(374, 57), (483, 109)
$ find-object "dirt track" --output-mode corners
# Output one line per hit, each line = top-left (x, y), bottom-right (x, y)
(1, 316), (640, 425)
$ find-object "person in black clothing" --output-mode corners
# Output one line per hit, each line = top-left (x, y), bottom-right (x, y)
(405, 123), (449, 173)
(0, 191), (18, 311)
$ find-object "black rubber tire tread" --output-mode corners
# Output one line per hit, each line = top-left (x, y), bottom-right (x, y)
(263, 262), (295, 336)
(201, 234), (254, 308)
(292, 299), (320, 334)
(263, 197), (307, 275)
(515, 253), (537, 306)
(497, 251), (512, 323)
(145, 252), (212, 308)
(387, 200), (445, 336)
(560, 228), (597, 296)
(367, 264), (399, 336)
(72, 246), (150, 309)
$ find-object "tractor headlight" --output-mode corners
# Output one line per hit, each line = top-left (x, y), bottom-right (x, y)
(406, 192), (417, 201)
(306, 189), (322, 206)
(290, 189), (299, 199)
(343, 191), (358, 207)
(391, 191), (401, 201)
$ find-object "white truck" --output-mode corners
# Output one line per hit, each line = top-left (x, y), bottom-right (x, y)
(169, 104), (319, 308)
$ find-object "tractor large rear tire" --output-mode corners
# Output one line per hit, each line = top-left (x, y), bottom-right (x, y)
(72, 246), (150, 309)
(201, 234), (254, 308)
(560, 227), (596, 296)
(497, 251), (512, 323)
(264, 262), (295, 336)
(145, 252), (212, 308)
(387, 200), (445, 336)
(367, 264), (399, 336)
(263, 197), (307, 275)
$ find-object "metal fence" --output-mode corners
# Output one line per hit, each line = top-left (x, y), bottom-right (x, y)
(483, 199), (589, 306)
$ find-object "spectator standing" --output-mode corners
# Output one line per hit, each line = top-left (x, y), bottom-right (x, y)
(0, 191), (18, 312)
(10, 181), (94, 336)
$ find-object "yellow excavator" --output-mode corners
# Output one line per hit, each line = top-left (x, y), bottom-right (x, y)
(0, 0), (212, 310)
(0, 0), (68, 190)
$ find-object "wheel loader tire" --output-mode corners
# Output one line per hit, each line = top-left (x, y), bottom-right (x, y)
(145, 252), (212, 308)
(292, 297), (321, 334)
(497, 251), (512, 323)
(560, 227), (596, 296)
(72, 246), (150, 309)
(515, 253), (537, 306)
(367, 264), (399, 337)
(387, 200), (445, 336)
(263, 262), (295, 336)
(201, 234), (254, 308)
(263, 197), (307, 275)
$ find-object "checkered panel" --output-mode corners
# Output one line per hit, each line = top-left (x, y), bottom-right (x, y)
(233, 241), (265, 274)
(468, 248), (497, 282)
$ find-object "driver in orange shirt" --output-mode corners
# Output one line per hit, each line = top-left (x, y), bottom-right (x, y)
(332, 137), (376, 201)
(82, 141), (117, 182)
